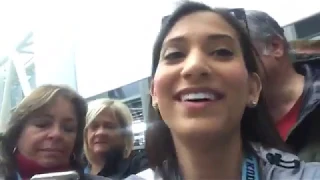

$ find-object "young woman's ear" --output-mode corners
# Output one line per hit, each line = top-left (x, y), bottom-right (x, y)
(247, 73), (262, 107)
(150, 80), (158, 107)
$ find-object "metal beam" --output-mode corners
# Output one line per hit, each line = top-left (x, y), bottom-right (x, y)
(16, 32), (33, 54)
(121, 95), (141, 103)
(0, 61), (14, 131)
(139, 78), (150, 122)
(10, 54), (32, 96)
(0, 57), (9, 67)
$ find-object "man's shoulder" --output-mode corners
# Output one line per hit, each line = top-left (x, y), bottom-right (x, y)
(294, 53), (320, 73)
(125, 144), (320, 180)
(253, 143), (320, 179)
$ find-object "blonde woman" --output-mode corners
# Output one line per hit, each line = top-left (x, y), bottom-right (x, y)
(0, 84), (107, 180)
(83, 98), (148, 179)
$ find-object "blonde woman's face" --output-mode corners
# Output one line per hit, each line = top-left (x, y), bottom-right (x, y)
(17, 96), (78, 168)
(87, 109), (124, 155)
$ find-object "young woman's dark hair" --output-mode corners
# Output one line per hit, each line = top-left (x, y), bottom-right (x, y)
(146, 1), (289, 179)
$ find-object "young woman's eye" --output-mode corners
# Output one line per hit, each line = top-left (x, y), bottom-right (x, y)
(212, 48), (234, 57)
(164, 51), (185, 61)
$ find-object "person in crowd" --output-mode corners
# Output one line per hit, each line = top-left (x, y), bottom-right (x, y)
(126, 1), (320, 180)
(0, 85), (108, 180)
(83, 98), (148, 179)
(246, 10), (320, 162)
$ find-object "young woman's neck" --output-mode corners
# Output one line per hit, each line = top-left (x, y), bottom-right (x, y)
(173, 132), (243, 180)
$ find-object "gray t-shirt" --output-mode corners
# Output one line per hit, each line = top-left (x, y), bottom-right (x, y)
(125, 144), (320, 180)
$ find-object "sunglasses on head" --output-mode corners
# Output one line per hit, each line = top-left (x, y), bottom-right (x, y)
(161, 8), (250, 36)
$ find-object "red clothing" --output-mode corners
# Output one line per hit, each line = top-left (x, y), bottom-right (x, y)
(276, 97), (302, 140)
(16, 152), (71, 179)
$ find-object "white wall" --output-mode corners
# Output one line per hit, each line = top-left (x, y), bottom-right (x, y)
(32, 3), (78, 90)
(1, 0), (320, 99)
(74, 1), (163, 98)
(33, 29), (77, 90)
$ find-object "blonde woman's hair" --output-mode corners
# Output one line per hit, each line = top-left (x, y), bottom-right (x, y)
(0, 84), (87, 178)
(84, 98), (134, 164)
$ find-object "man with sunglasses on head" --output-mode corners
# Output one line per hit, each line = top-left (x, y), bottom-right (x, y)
(246, 10), (320, 162)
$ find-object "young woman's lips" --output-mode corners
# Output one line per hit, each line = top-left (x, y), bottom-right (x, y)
(174, 87), (225, 111)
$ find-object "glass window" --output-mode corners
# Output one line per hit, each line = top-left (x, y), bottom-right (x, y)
(0, 60), (24, 110)
(124, 97), (143, 122)
(0, 60), (9, 108)
(86, 78), (144, 101)
(26, 63), (36, 89)
(10, 67), (24, 108)
(310, 34), (320, 40)
(107, 80), (141, 100)
(295, 13), (320, 39)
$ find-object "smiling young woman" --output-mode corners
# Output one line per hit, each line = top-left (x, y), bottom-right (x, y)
(125, 1), (320, 180)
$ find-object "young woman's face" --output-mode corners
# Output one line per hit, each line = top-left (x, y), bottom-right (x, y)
(151, 11), (261, 140)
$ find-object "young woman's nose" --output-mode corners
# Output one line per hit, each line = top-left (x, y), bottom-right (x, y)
(180, 50), (211, 81)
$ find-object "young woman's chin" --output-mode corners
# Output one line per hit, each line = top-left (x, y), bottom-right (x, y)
(170, 119), (235, 140)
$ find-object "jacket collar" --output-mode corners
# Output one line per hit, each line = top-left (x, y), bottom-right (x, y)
(295, 62), (320, 122)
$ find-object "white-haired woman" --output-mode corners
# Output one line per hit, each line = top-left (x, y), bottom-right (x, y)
(83, 98), (148, 179)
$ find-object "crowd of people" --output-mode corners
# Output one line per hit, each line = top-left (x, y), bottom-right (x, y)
(0, 1), (319, 180)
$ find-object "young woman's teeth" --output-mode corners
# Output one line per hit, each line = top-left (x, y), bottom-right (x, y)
(181, 93), (215, 101)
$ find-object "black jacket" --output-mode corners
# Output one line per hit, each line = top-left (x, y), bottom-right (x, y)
(98, 151), (148, 179)
(286, 53), (320, 162)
